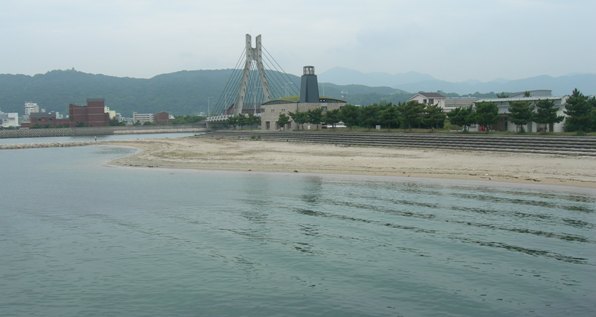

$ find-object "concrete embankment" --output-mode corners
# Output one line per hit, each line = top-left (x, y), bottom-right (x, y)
(0, 125), (206, 139)
(206, 130), (596, 157)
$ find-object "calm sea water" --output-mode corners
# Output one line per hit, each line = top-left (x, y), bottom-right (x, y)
(1, 145), (595, 317)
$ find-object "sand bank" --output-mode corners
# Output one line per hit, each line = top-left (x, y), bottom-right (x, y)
(107, 136), (596, 189)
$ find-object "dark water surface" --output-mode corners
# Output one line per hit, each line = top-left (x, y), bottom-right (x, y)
(1, 146), (595, 316)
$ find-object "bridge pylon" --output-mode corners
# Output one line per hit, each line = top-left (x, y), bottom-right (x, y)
(234, 34), (272, 115)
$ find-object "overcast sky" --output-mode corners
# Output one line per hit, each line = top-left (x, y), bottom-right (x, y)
(1, 0), (595, 81)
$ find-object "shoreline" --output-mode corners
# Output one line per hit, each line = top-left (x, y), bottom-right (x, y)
(104, 137), (596, 190)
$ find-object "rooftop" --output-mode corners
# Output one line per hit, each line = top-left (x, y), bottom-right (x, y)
(415, 92), (446, 98)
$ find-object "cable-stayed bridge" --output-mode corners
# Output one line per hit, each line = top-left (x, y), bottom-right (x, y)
(206, 34), (300, 122)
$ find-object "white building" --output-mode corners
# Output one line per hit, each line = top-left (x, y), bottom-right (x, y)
(24, 102), (40, 116)
(474, 90), (568, 132)
(0, 111), (19, 128)
(132, 112), (154, 125)
(105, 106), (117, 120)
(408, 92), (447, 109)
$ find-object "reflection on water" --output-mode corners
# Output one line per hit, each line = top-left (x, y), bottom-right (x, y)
(0, 146), (595, 317)
(300, 176), (324, 205)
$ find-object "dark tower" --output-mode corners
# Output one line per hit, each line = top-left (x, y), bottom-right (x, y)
(299, 66), (320, 103)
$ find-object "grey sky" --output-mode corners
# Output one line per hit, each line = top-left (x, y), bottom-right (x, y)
(1, 0), (595, 81)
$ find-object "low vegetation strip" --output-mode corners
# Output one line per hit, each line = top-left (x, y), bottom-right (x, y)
(206, 131), (596, 156)
(0, 142), (98, 150)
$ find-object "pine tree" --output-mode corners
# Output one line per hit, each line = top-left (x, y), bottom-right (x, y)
(564, 89), (592, 132)
(397, 101), (425, 130)
(475, 102), (499, 133)
(448, 106), (475, 132)
(423, 104), (446, 130)
(508, 101), (534, 133)
(534, 99), (563, 132)
(339, 104), (361, 129)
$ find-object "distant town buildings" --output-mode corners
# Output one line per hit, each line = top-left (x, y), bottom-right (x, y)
(132, 112), (171, 125)
(0, 111), (19, 128)
(27, 112), (70, 128)
(22, 102), (43, 123)
(6, 98), (175, 129)
(69, 98), (110, 127)
(24, 102), (40, 116)
(132, 112), (154, 125)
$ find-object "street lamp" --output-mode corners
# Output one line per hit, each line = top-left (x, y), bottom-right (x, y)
(207, 97), (213, 116)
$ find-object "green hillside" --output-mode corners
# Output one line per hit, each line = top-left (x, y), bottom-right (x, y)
(0, 69), (412, 116)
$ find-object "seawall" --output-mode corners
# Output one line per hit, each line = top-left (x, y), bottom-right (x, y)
(0, 125), (206, 139)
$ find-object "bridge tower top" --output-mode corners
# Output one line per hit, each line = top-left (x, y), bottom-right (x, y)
(234, 34), (272, 115)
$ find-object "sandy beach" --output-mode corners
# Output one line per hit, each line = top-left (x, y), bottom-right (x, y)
(107, 136), (596, 189)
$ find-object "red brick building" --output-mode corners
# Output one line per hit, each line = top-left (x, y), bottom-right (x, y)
(25, 112), (70, 128)
(69, 98), (110, 127)
(153, 112), (170, 125)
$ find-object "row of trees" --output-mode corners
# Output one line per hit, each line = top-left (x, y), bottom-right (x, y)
(170, 115), (205, 125)
(448, 99), (565, 133)
(230, 88), (595, 133)
(285, 108), (340, 130)
(277, 102), (449, 131)
(447, 102), (499, 132)
(225, 113), (261, 129)
(507, 99), (563, 132)
(497, 88), (595, 133)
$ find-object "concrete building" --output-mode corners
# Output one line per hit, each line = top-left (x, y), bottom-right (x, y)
(132, 112), (154, 125)
(0, 111), (19, 128)
(24, 102), (40, 116)
(260, 66), (346, 130)
(408, 92), (446, 109)
(69, 98), (110, 127)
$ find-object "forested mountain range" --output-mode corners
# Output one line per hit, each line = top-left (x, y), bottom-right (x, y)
(0, 69), (412, 116)
(2, 68), (591, 116)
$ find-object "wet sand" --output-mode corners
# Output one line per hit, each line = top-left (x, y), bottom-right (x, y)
(107, 136), (596, 189)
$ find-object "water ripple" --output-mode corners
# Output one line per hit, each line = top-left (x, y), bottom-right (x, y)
(458, 238), (589, 264)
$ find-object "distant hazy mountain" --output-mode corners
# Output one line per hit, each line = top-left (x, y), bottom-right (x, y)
(320, 67), (436, 87)
(0, 69), (411, 116)
(320, 67), (596, 96)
